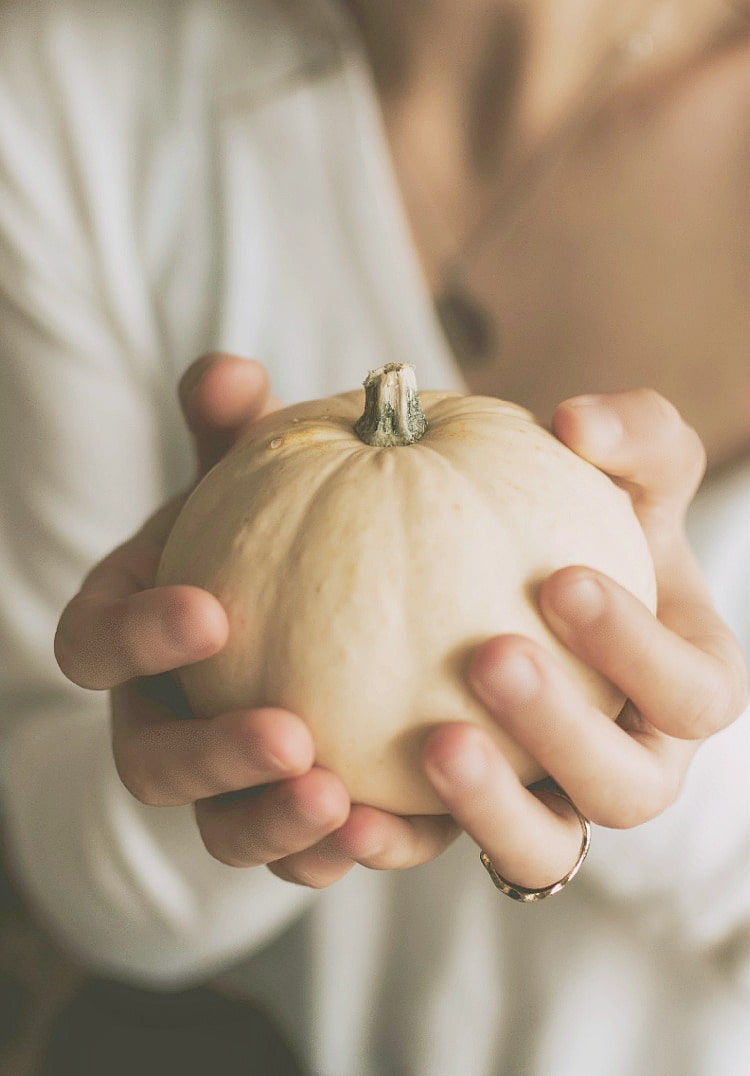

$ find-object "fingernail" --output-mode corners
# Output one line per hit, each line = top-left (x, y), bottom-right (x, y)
(426, 735), (489, 790)
(267, 752), (297, 775)
(471, 653), (540, 709)
(566, 396), (622, 452)
(550, 575), (604, 627)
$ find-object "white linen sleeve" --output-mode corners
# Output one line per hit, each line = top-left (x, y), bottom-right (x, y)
(0, 1), (316, 987)
(584, 460), (750, 987)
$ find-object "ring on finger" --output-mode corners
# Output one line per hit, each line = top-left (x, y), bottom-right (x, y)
(479, 787), (591, 902)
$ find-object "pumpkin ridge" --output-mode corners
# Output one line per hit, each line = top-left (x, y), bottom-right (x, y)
(159, 374), (657, 813)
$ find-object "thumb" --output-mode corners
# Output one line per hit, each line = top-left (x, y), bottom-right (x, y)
(179, 353), (280, 475)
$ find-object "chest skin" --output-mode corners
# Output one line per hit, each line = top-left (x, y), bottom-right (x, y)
(391, 34), (750, 470)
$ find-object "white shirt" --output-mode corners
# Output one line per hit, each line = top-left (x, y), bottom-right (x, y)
(0, 2), (748, 1074)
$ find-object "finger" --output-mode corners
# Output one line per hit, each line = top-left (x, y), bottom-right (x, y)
(112, 693), (315, 806)
(178, 354), (280, 475)
(541, 567), (749, 738)
(334, 805), (460, 870)
(552, 389), (706, 536)
(423, 724), (586, 889)
(467, 635), (691, 828)
(267, 845), (357, 889)
(55, 583), (228, 690)
(194, 768), (350, 869)
(268, 806), (459, 888)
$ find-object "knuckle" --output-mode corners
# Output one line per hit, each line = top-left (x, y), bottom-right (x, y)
(686, 426), (707, 484)
(632, 387), (682, 436)
(232, 710), (298, 774)
(265, 861), (296, 884)
(631, 388), (673, 442)
(678, 427), (707, 503)
(591, 796), (656, 830)
(689, 654), (749, 736)
(54, 603), (95, 688)
(114, 753), (161, 807)
(201, 840), (247, 869)
(627, 390), (705, 506)
(688, 693), (729, 739)
(640, 386), (678, 421)
(359, 849), (398, 871)
(589, 800), (641, 830)
(640, 389), (705, 487)
(112, 723), (176, 807)
(266, 861), (320, 887)
(268, 852), (349, 889)
(588, 767), (674, 829)
(194, 797), (292, 869)
(53, 613), (78, 680)
(283, 866), (334, 889)
(194, 810), (252, 868)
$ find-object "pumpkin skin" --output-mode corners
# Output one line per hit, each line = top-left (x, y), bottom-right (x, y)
(157, 370), (656, 815)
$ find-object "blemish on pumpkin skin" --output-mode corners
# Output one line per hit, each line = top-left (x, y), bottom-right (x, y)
(268, 419), (353, 450)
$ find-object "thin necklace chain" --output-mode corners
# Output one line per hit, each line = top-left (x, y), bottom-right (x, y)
(414, 2), (691, 275)
(450, 0), (729, 279)
(435, 0), (750, 367)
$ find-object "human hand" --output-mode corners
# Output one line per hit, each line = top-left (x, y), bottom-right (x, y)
(54, 355), (345, 874)
(54, 353), (458, 886)
(421, 389), (749, 893)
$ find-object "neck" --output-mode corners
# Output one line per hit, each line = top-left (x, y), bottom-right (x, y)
(344, 0), (719, 144)
(343, 0), (727, 286)
(344, 0), (634, 277)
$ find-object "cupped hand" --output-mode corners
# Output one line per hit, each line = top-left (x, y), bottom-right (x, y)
(54, 356), (342, 876)
(422, 389), (749, 892)
(59, 374), (744, 896)
(54, 352), (457, 887)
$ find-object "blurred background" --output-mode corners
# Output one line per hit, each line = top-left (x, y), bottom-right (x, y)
(0, 834), (80, 1076)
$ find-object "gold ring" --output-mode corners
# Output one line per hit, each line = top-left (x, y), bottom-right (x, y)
(479, 787), (591, 903)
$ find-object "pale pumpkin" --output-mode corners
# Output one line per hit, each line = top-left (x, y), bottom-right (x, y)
(157, 363), (656, 814)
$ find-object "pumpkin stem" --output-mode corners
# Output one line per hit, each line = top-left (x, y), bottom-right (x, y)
(354, 363), (428, 447)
